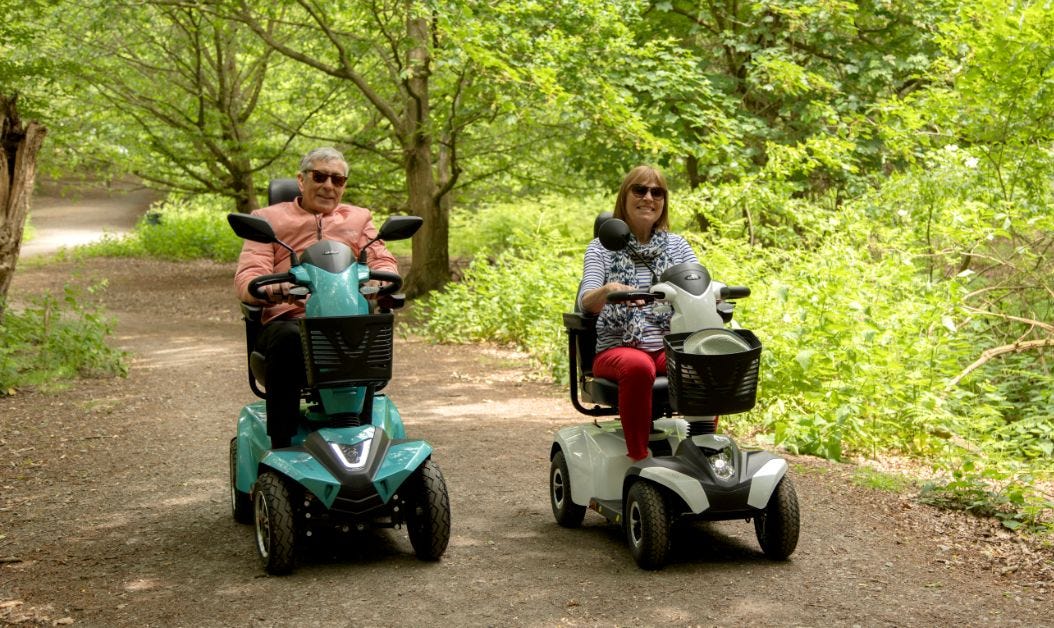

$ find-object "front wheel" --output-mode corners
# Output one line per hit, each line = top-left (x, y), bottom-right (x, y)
(754, 475), (800, 560)
(407, 460), (451, 561)
(254, 472), (296, 575)
(230, 438), (252, 524)
(625, 481), (670, 570)
(550, 450), (586, 527)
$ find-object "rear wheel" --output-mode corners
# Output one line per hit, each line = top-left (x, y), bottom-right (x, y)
(407, 460), (451, 561)
(754, 475), (800, 560)
(254, 472), (296, 575)
(550, 450), (586, 527)
(229, 438), (252, 524)
(625, 481), (670, 570)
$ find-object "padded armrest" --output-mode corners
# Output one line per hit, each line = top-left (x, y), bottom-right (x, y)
(240, 302), (264, 323)
(562, 312), (597, 331)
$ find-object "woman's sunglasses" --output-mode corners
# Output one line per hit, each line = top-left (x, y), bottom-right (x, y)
(305, 169), (348, 186)
(629, 184), (666, 199)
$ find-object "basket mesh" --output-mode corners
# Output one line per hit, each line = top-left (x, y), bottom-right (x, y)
(298, 314), (394, 388)
(664, 329), (762, 415)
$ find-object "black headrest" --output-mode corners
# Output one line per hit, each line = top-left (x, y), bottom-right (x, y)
(593, 211), (613, 238)
(268, 178), (299, 205)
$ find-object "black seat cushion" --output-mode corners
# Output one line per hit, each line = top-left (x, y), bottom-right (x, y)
(586, 376), (668, 418)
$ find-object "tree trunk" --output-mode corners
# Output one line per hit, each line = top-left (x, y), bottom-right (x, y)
(232, 165), (259, 214)
(0, 94), (47, 319)
(401, 14), (449, 298)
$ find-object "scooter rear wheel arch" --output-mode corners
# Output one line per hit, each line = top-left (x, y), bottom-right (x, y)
(550, 449), (587, 528)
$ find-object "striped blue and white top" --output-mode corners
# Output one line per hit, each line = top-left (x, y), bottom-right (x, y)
(576, 234), (699, 353)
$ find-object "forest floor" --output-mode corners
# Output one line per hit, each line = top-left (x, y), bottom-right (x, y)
(0, 185), (1052, 626)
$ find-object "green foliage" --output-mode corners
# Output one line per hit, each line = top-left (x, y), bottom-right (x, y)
(415, 195), (607, 376)
(919, 458), (1054, 533)
(0, 282), (127, 394)
(852, 467), (912, 493)
(447, 194), (609, 257)
(72, 196), (243, 262)
(418, 245), (580, 379)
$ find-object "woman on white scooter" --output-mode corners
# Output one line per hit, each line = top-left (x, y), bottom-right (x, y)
(577, 165), (699, 461)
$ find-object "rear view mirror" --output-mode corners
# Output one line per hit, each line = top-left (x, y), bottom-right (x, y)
(598, 218), (631, 251)
(228, 214), (277, 244)
(377, 215), (423, 242)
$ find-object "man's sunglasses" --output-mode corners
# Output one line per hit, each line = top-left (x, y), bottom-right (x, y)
(305, 169), (348, 186)
(629, 184), (666, 199)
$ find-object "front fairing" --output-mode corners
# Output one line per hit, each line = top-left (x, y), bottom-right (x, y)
(291, 240), (371, 318)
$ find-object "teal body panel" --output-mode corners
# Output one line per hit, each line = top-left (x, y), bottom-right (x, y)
(374, 440), (433, 502)
(234, 394), (421, 507)
(292, 264), (371, 318)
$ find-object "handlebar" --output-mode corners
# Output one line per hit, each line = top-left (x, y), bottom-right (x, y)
(606, 290), (666, 304)
(248, 272), (296, 299)
(369, 270), (403, 297)
(250, 269), (403, 301)
(720, 286), (751, 299)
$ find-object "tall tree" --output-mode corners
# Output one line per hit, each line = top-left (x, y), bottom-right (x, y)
(61, 2), (326, 213)
(635, 0), (948, 193)
(0, 1), (49, 314)
(0, 96), (46, 317)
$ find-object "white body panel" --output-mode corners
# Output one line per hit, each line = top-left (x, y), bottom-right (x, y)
(650, 280), (727, 333)
(555, 422), (680, 505)
(746, 458), (789, 508)
(639, 467), (710, 513)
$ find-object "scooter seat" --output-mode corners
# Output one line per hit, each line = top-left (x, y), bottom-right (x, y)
(585, 375), (669, 418)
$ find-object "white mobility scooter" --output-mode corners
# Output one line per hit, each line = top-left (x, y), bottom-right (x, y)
(550, 215), (800, 569)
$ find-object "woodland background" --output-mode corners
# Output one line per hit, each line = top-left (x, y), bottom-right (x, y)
(1, 0), (1052, 532)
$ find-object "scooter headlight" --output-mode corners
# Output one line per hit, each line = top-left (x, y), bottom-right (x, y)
(707, 449), (735, 481)
(331, 439), (371, 469)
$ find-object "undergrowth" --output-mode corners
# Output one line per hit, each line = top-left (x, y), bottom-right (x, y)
(67, 195), (243, 262)
(0, 281), (127, 394)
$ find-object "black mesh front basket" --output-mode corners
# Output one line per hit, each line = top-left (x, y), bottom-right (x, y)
(298, 314), (394, 388)
(664, 329), (762, 415)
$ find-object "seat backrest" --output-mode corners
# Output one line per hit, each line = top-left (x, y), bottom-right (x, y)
(268, 178), (299, 205)
(593, 211), (613, 238)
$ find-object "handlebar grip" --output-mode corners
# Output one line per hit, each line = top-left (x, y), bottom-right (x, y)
(248, 272), (295, 299)
(720, 286), (751, 299)
(369, 270), (403, 297)
(606, 291), (658, 304)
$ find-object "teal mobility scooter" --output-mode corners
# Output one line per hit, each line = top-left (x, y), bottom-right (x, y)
(550, 215), (799, 570)
(228, 180), (450, 575)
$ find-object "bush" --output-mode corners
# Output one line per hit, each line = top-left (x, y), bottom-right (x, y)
(72, 195), (243, 262)
(0, 282), (127, 394)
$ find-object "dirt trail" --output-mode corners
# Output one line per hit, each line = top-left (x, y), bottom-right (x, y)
(19, 179), (158, 258)
(0, 187), (1051, 626)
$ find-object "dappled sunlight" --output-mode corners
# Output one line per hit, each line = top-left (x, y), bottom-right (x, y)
(122, 578), (162, 593)
(124, 336), (239, 370)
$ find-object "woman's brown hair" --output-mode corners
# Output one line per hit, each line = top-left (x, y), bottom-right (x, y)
(612, 165), (670, 233)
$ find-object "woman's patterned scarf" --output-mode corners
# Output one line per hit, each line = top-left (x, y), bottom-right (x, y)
(597, 230), (675, 347)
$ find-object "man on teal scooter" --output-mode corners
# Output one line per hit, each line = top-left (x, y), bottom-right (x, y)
(233, 147), (399, 448)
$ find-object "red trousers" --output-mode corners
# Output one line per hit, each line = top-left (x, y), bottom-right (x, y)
(593, 347), (666, 461)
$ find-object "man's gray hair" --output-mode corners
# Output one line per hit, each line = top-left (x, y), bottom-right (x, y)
(299, 147), (347, 174)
